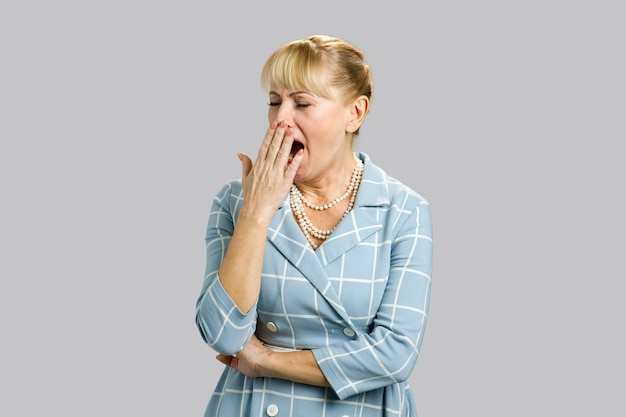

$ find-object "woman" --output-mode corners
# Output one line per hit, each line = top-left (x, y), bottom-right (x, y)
(196, 35), (433, 417)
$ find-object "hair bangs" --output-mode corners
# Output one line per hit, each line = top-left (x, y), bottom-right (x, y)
(261, 43), (331, 98)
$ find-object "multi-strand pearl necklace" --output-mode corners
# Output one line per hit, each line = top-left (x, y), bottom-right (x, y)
(290, 155), (364, 249)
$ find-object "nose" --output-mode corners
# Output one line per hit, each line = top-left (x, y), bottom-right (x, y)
(274, 104), (293, 127)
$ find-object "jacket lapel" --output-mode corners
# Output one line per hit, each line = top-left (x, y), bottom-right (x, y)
(267, 203), (354, 323)
(318, 151), (391, 265)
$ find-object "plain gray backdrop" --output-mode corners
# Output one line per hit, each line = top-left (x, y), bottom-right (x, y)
(1, 1), (624, 416)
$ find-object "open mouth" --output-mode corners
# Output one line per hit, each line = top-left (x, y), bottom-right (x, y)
(288, 140), (304, 163)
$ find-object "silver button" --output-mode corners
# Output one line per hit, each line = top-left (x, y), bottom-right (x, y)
(266, 403), (279, 416)
(343, 328), (356, 337)
(266, 322), (278, 332)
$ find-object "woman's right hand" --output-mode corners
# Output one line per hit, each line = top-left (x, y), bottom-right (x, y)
(238, 120), (303, 221)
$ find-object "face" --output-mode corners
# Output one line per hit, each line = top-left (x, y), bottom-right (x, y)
(267, 86), (353, 180)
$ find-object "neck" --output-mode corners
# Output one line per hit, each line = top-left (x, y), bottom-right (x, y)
(294, 152), (358, 203)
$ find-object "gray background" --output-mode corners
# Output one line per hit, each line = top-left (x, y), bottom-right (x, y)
(1, 1), (624, 416)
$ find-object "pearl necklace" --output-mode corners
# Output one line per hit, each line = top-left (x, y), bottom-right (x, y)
(290, 155), (364, 249)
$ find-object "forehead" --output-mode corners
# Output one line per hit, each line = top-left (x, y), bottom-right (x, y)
(268, 88), (316, 98)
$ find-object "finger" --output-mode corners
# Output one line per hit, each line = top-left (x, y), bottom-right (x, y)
(216, 354), (233, 366)
(284, 145), (303, 179)
(257, 120), (279, 161)
(238, 152), (253, 180)
(216, 355), (240, 371)
(263, 120), (288, 163)
(274, 127), (292, 165)
(274, 127), (301, 171)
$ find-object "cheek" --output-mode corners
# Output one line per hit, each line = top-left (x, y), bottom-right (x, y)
(306, 115), (334, 135)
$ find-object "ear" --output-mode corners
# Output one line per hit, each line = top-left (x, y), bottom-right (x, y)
(345, 95), (370, 133)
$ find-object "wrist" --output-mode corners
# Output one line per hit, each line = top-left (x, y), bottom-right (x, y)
(257, 349), (278, 379)
(237, 207), (273, 228)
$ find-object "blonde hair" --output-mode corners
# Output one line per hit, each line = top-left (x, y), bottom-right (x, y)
(261, 34), (373, 109)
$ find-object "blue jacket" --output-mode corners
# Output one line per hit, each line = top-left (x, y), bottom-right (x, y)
(196, 152), (433, 417)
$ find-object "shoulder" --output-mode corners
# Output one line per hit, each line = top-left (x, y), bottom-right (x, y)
(357, 152), (430, 211)
(211, 178), (244, 210)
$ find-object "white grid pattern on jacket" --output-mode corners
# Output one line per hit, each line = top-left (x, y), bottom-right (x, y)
(196, 152), (432, 417)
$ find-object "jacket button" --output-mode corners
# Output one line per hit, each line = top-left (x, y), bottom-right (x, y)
(343, 328), (356, 337)
(266, 403), (279, 416)
(266, 322), (278, 332)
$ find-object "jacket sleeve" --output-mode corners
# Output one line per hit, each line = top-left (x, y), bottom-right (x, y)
(195, 182), (257, 355)
(313, 200), (433, 400)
